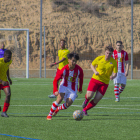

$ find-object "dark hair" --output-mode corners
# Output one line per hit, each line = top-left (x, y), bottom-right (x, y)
(105, 46), (114, 53)
(116, 41), (122, 45)
(67, 52), (79, 60)
(60, 39), (66, 43)
(4, 50), (12, 56)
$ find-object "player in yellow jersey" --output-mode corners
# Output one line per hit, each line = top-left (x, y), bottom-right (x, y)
(0, 50), (12, 117)
(49, 39), (70, 98)
(82, 46), (118, 116)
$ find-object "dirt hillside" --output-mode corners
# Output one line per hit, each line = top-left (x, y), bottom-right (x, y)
(0, 0), (140, 69)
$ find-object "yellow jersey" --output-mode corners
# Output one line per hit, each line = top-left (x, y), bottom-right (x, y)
(58, 48), (70, 70)
(92, 55), (117, 84)
(0, 58), (12, 83)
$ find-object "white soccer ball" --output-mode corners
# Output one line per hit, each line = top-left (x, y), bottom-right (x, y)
(73, 110), (84, 121)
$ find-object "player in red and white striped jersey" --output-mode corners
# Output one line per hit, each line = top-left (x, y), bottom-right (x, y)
(112, 41), (129, 102)
(47, 52), (83, 120)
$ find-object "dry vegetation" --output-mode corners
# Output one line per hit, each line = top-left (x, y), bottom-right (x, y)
(0, 0), (140, 69)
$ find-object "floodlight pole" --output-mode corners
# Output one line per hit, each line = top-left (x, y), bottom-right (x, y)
(40, 0), (42, 78)
(131, 0), (133, 79)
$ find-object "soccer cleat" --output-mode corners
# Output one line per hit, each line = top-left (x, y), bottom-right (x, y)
(115, 97), (120, 102)
(82, 109), (89, 116)
(52, 108), (59, 116)
(1, 112), (9, 117)
(48, 94), (56, 98)
(46, 115), (52, 120)
(82, 99), (88, 108)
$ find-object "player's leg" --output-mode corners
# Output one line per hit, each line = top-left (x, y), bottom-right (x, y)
(83, 81), (108, 116)
(53, 90), (76, 116)
(47, 92), (65, 120)
(82, 91), (95, 108)
(119, 84), (125, 94)
(48, 69), (61, 98)
(83, 91), (103, 116)
(1, 87), (11, 117)
(114, 73), (121, 102)
(82, 78), (98, 108)
(119, 75), (126, 94)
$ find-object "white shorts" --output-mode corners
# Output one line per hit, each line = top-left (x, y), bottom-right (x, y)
(59, 85), (77, 102)
(113, 73), (126, 85)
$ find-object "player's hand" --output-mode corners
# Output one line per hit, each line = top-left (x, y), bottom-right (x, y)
(125, 72), (128, 77)
(110, 76), (114, 80)
(8, 78), (12, 85)
(54, 91), (59, 96)
(50, 63), (55, 67)
(1, 81), (8, 86)
(95, 71), (99, 75)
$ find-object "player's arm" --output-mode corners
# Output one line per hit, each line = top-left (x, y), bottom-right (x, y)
(110, 72), (117, 80)
(125, 60), (129, 77)
(91, 64), (99, 75)
(110, 60), (118, 80)
(7, 69), (12, 85)
(78, 68), (84, 94)
(50, 58), (66, 67)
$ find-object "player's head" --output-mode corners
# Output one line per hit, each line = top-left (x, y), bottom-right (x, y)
(68, 52), (79, 69)
(4, 50), (12, 63)
(0, 42), (5, 50)
(116, 41), (123, 52)
(60, 39), (66, 49)
(105, 46), (114, 60)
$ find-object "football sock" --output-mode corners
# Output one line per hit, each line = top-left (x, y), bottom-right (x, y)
(114, 85), (119, 98)
(58, 103), (67, 111)
(84, 94), (90, 104)
(119, 86), (125, 94)
(83, 100), (96, 111)
(48, 101), (59, 116)
(3, 102), (10, 112)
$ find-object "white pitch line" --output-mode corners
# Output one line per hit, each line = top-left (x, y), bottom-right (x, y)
(1, 105), (140, 111)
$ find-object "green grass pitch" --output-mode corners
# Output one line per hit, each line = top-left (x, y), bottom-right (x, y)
(0, 78), (140, 140)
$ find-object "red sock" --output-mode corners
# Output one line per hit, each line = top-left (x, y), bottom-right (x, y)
(3, 102), (10, 112)
(49, 101), (59, 116)
(119, 86), (125, 94)
(58, 103), (67, 111)
(84, 100), (96, 111)
(114, 85), (119, 98)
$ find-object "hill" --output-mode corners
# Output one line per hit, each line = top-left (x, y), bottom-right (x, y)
(0, 0), (140, 69)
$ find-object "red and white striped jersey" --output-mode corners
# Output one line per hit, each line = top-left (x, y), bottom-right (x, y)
(53, 64), (83, 93)
(112, 50), (129, 74)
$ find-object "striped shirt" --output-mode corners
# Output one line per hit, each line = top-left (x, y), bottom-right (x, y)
(112, 50), (128, 74)
(53, 64), (83, 93)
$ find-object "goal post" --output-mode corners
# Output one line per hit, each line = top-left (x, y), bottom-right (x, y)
(0, 28), (29, 78)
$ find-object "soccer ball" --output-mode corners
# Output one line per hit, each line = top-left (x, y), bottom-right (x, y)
(73, 110), (84, 121)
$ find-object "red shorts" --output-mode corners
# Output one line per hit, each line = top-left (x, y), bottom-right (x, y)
(0, 82), (10, 90)
(56, 68), (61, 75)
(87, 78), (109, 95)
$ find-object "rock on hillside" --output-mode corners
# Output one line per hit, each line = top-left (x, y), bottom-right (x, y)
(0, 0), (140, 69)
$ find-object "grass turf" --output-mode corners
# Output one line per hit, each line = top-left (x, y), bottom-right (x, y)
(0, 78), (140, 140)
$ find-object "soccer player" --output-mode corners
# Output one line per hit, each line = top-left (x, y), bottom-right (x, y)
(112, 41), (129, 102)
(48, 39), (70, 98)
(82, 46), (117, 116)
(0, 42), (7, 111)
(47, 52), (83, 120)
(0, 50), (12, 117)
